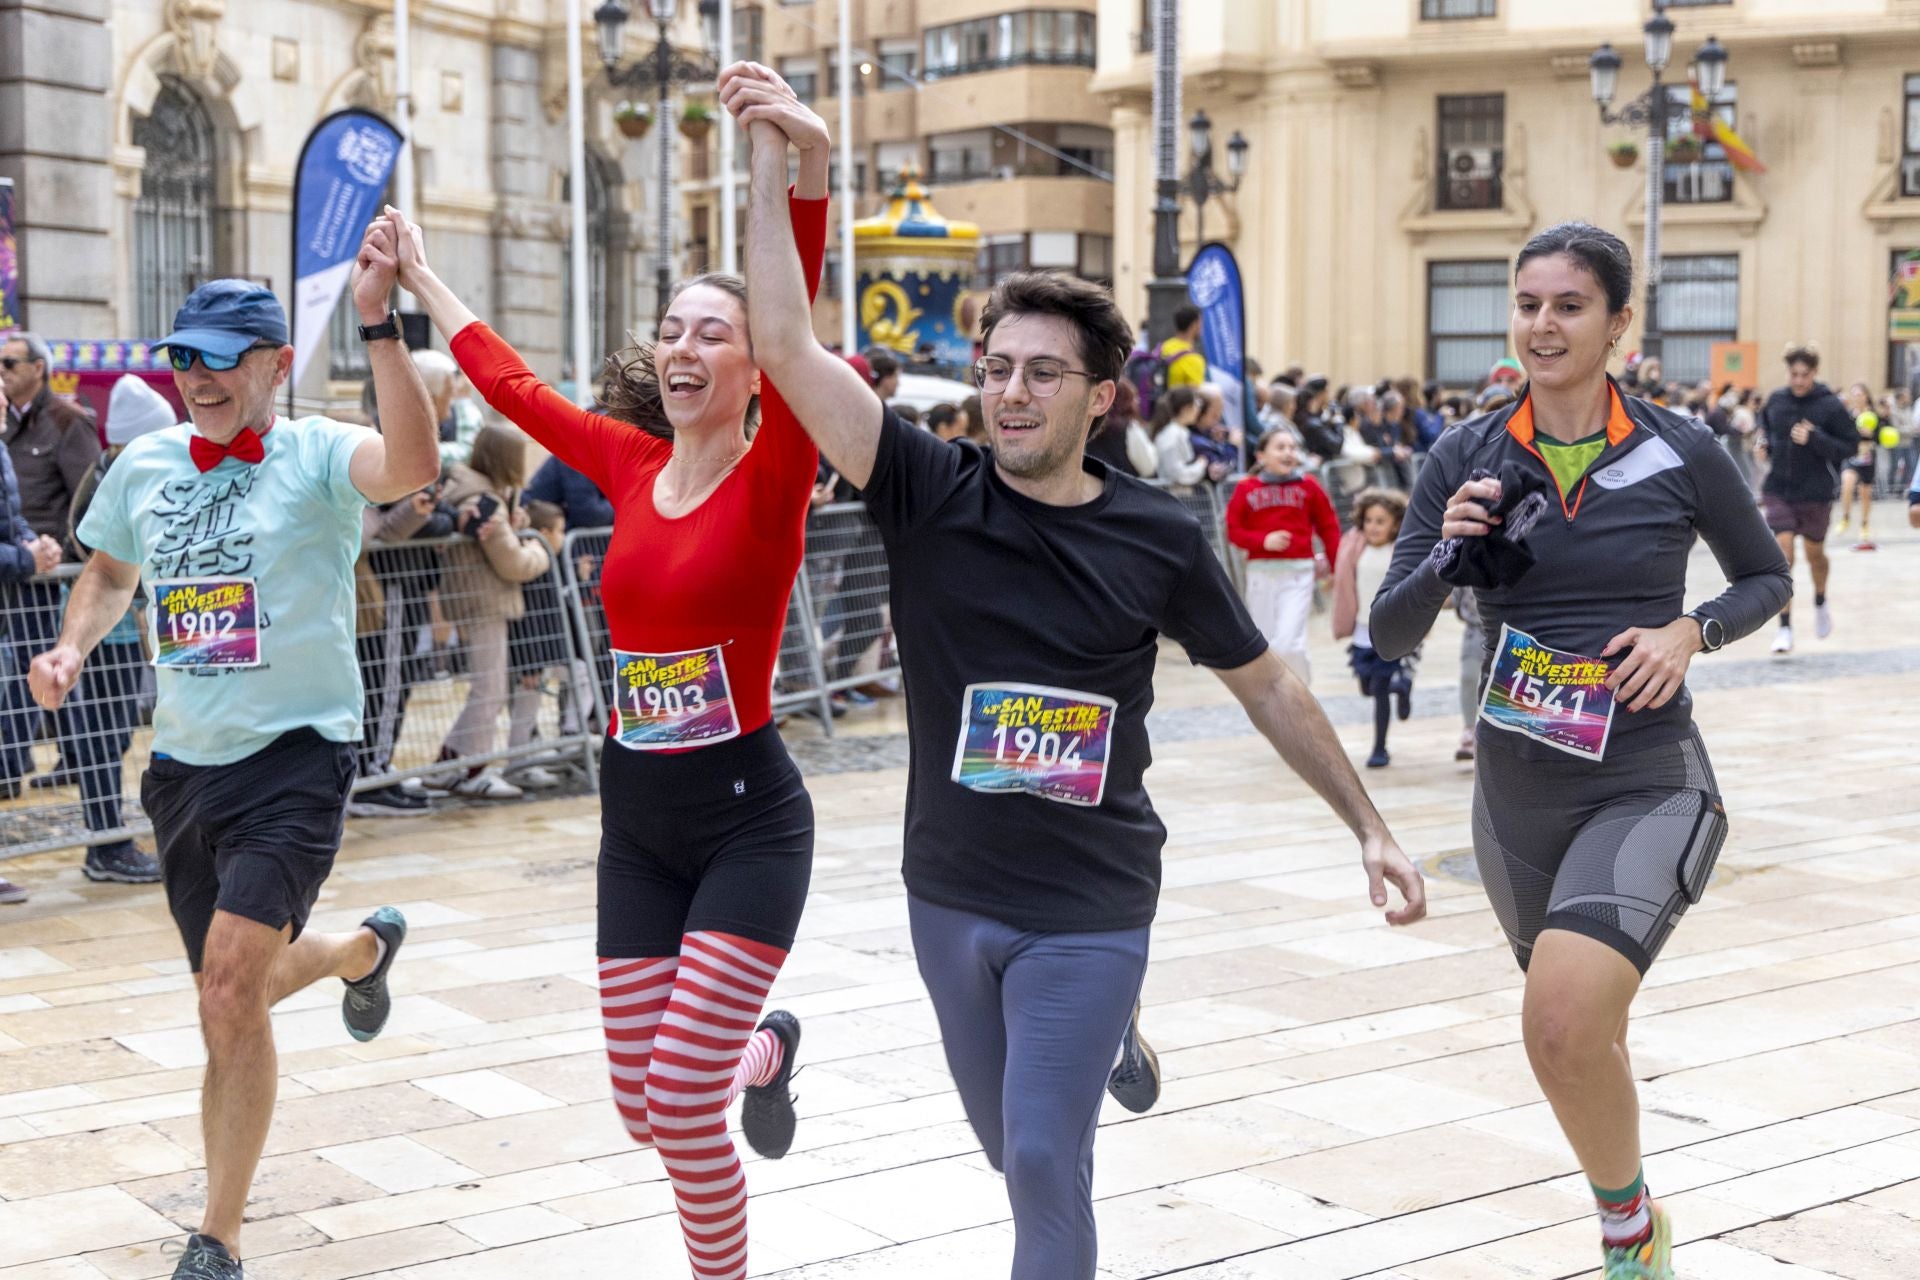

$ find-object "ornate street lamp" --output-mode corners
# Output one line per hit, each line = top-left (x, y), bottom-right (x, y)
(1589, 0), (1730, 366)
(595, 0), (723, 315)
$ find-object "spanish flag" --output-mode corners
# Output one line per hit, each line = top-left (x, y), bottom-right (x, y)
(1690, 79), (1766, 174)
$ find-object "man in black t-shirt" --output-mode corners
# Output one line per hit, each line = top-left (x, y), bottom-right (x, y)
(726, 61), (1425, 1280)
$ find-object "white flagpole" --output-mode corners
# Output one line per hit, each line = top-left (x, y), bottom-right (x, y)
(393, 0), (417, 311)
(837, 0), (855, 354)
(719, 0), (737, 274)
(565, 0), (592, 407)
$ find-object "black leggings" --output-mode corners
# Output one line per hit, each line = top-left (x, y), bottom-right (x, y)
(596, 722), (814, 958)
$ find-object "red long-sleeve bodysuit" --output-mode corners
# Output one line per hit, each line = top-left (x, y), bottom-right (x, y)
(450, 193), (828, 745)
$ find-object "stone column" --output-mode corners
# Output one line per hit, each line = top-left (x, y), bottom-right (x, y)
(0, 0), (116, 335)
(489, 40), (563, 381)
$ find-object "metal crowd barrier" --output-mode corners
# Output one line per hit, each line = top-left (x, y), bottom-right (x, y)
(0, 530), (596, 861)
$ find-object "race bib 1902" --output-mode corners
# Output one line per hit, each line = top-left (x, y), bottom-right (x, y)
(1478, 623), (1616, 761)
(610, 644), (741, 751)
(950, 682), (1117, 807)
(151, 578), (261, 668)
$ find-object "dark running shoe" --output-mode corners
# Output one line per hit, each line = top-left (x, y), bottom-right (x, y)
(167, 1233), (243, 1279)
(1106, 1000), (1162, 1114)
(83, 842), (162, 884)
(0, 877), (27, 904)
(741, 1010), (801, 1159)
(341, 907), (407, 1042)
(346, 785), (432, 818)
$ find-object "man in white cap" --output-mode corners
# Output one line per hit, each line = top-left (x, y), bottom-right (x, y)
(28, 210), (439, 1280)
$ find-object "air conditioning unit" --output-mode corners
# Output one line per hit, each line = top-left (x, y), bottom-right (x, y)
(1444, 146), (1500, 207)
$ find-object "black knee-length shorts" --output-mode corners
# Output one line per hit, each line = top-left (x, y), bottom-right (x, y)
(597, 722), (814, 958)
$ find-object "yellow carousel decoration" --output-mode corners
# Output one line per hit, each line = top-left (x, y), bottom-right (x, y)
(853, 165), (980, 365)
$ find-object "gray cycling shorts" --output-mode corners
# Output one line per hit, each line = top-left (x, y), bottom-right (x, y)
(1472, 728), (1727, 975)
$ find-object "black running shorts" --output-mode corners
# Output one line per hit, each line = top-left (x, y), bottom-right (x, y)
(141, 728), (358, 972)
(596, 722), (814, 958)
(1472, 728), (1726, 974)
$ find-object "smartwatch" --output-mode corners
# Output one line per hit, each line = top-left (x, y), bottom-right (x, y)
(1686, 610), (1725, 653)
(358, 310), (402, 343)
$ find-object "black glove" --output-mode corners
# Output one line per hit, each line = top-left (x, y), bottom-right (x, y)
(1427, 463), (1553, 590)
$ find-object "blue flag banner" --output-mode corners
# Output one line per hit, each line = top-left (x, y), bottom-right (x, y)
(290, 109), (402, 385)
(0, 178), (20, 334)
(1186, 242), (1248, 436)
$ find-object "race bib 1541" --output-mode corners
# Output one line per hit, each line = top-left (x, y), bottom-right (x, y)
(151, 578), (261, 668)
(610, 644), (741, 751)
(1478, 623), (1616, 761)
(950, 682), (1116, 807)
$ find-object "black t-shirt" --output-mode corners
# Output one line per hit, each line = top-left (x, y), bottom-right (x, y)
(862, 409), (1267, 932)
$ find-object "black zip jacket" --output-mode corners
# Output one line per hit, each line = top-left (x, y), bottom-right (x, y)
(1758, 381), (1856, 503)
(1370, 382), (1790, 761)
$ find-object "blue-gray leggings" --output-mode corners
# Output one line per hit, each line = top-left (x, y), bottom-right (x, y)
(908, 894), (1151, 1280)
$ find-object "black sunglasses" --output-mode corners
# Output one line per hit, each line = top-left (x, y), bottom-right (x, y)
(166, 343), (280, 373)
(0, 356), (43, 371)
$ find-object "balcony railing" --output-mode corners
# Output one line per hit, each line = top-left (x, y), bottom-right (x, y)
(922, 51), (1098, 83)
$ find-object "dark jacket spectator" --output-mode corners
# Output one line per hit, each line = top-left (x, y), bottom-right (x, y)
(0, 445), (42, 583)
(526, 454), (614, 530)
(3, 383), (100, 560)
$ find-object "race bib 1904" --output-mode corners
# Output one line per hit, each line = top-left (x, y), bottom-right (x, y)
(1478, 623), (1616, 761)
(151, 578), (261, 668)
(950, 682), (1117, 807)
(610, 644), (741, 751)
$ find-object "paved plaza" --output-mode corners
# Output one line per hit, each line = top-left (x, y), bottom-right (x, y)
(0, 500), (1917, 1279)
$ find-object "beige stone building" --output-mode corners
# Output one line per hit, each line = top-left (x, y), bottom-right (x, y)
(1093, 0), (1920, 389)
(2, 0), (767, 410)
(0, 1), (1114, 412)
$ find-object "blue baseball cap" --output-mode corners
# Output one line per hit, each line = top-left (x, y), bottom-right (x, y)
(157, 279), (290, 357)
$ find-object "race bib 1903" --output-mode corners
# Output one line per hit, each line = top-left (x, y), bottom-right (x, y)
(950, 682), (1117, 807)
(151, 578), (261, 668)
(1478, 623), (1616, 761)
(610, 644), (741, 751)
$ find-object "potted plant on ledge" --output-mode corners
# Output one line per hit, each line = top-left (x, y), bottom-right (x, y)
(1668, 134), (1702, 164)
(680, 100), (714, 144)
(1607, 140), (1639, 169)
(614, 101), (652, 140)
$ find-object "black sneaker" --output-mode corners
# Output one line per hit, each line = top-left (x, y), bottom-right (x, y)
(346, 785), (432, 819)
(30, 768), (75, 790)
(83, 842), (162, 884)
(740, 1010), (801, 1159)
(341, 906), (407, 1042)
(0, 877), (27, 904)
(1106, 1000), (1162, 1114)
(167, 1233), (243, 1279)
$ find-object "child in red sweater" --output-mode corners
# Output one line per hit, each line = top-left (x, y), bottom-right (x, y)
(1225, 428), (1341, 680)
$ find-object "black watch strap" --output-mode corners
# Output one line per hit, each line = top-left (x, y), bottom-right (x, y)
(358, 310), (402, 343)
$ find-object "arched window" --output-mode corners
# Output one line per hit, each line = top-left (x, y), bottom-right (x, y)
(132, 77), (218, 338)
(562, 159), (620, 384)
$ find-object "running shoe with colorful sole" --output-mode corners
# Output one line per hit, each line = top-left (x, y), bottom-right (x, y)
(1603, 1201), (1675, 1280)
(342, 906), (407, 1042)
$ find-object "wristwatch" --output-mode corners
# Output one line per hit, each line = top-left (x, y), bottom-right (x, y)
(1686, 610), (1726, 653)
(358, 310), (402, 343)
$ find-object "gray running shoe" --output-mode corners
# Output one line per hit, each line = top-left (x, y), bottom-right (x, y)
(741, 1010), (801, 1159)
(341, 906), (407, 1042)
(83, 842), (162, 883)
(167, 1233), (243, 1279)
(1106, 1001), (1162, 1114)
(0, 877), (27, 904)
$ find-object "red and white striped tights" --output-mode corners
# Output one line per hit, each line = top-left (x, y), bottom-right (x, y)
(599, 932), (788, 1280)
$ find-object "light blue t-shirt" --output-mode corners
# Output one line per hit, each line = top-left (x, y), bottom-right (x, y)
(78, 415), (377, 765)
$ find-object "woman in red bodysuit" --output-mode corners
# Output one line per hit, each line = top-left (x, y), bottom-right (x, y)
(390, 67), (827, 1280)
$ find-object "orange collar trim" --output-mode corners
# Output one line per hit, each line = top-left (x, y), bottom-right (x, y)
(1504, 383), (1636, 450)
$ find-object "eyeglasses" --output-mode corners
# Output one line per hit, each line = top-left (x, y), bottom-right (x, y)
(166, 343), (279, 373)
(972, 357), (1102, 399)
(0, 357), (41, 372)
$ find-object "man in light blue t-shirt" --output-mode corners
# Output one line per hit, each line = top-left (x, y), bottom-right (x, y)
(28, 211), (440, 1280)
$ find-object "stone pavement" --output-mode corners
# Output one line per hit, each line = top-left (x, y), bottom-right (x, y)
(0, 500), (1917, 1279)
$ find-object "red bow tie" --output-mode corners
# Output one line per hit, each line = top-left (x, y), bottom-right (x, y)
(190, 427), (267, 473)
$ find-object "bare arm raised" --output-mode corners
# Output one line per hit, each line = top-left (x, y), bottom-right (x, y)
(725, 62), (884, 490)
